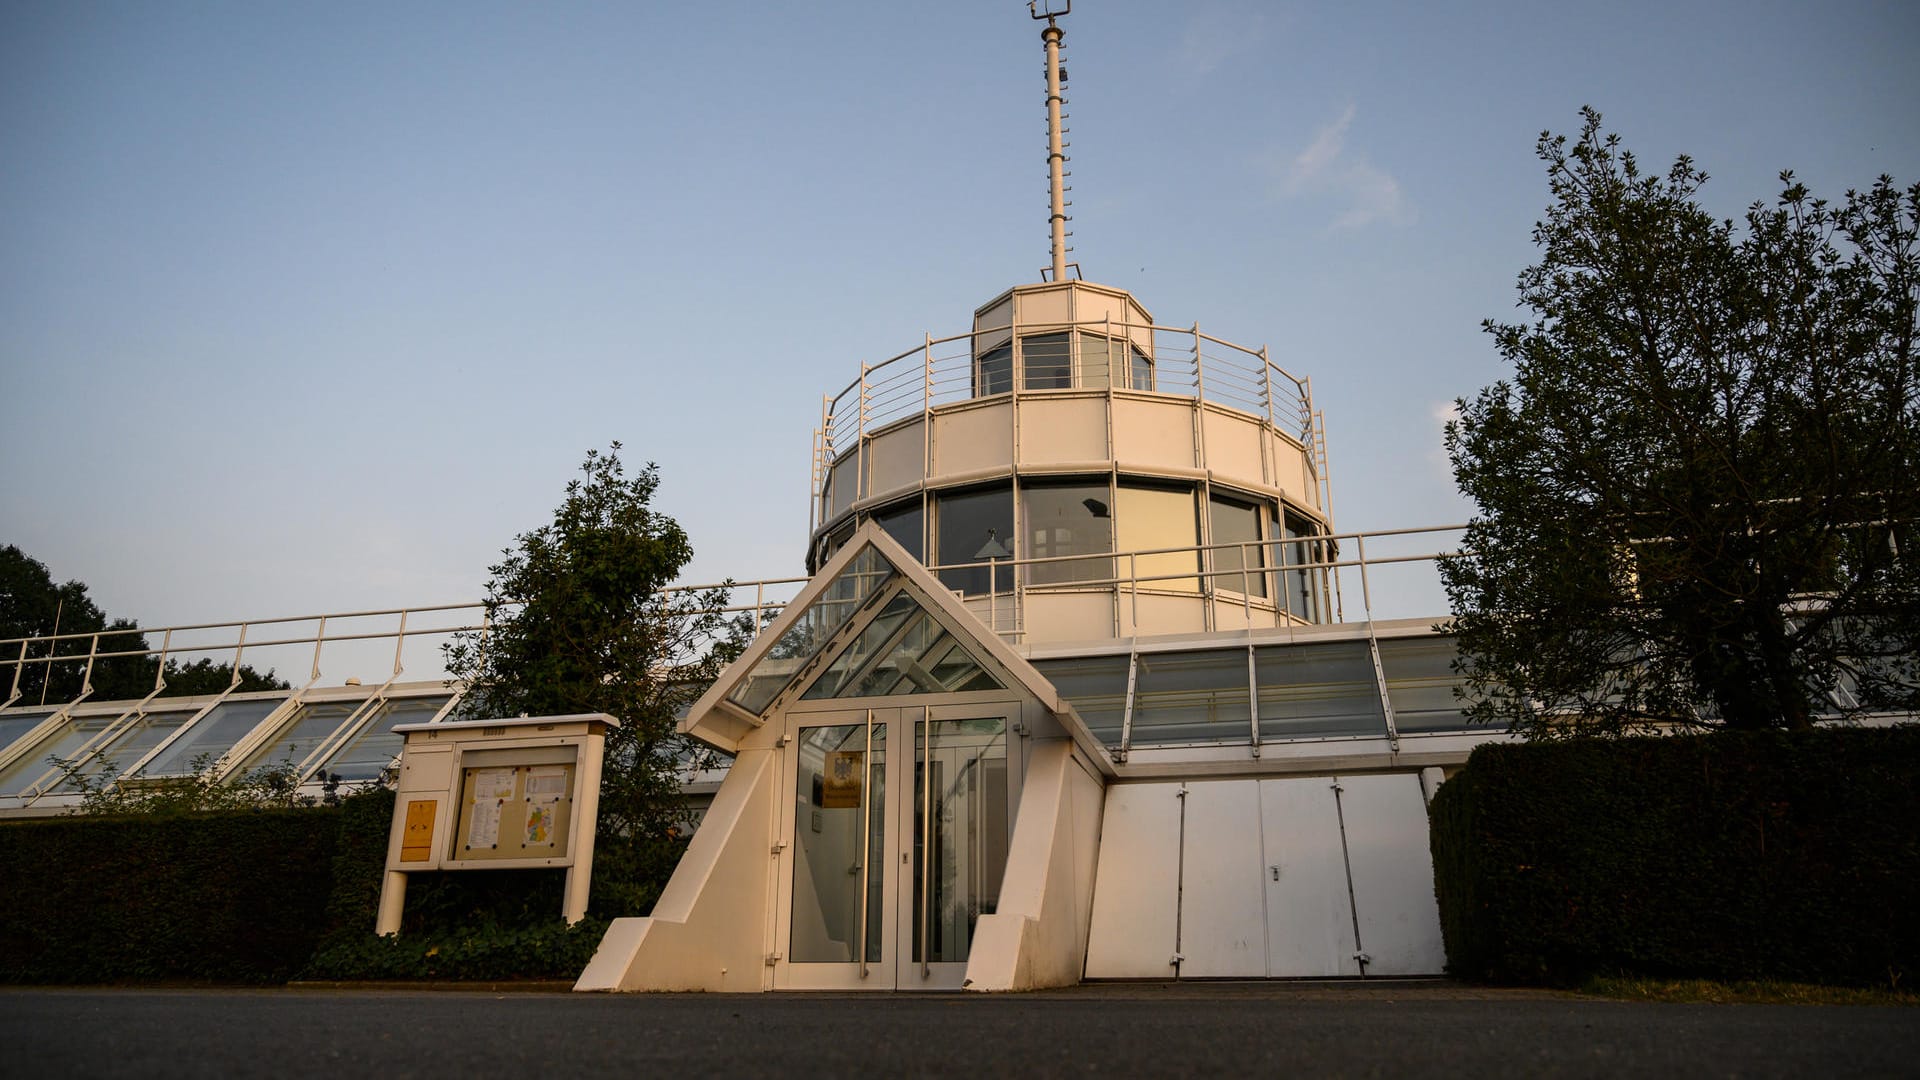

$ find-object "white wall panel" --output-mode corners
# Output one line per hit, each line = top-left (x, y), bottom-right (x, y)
(1337, 773), (1446, 976)
(1258, 777), (1361, 977)
(1177, 781), (1267, 977)
(1083, 782), (1182, 978)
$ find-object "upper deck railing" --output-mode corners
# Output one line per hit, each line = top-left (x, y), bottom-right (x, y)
(0, 524), (1467, 717)
(811, 320), (1329, 527)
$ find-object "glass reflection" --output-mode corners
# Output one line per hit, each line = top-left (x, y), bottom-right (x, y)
(1023, 482), (1113, 585)
(935, 487), (1014, 596)
(790, 722), (886, 964)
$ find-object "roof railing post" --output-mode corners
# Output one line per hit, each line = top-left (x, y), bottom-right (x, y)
(309, 615), (328, 686)
(391, 609), (409, 678)
(6, 639), (26, 710)
(1191, 323), (1203, 402)
(1259, 345), (1274, 426)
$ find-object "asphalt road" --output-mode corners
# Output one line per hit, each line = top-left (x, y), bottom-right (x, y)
(3, 982), (1914, 1079)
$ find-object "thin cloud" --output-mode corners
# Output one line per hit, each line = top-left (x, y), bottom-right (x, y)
(1177, 6), (1273, 75)
(1278, 104), (1410, 230)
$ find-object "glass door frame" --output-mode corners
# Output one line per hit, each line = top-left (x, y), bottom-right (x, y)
(774, 696), (1025, 991)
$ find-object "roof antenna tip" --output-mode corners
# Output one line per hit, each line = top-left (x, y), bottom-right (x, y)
(1028, 0), (1069, 24)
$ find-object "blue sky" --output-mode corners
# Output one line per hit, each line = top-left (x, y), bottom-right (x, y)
(4, 1), (1917, 636)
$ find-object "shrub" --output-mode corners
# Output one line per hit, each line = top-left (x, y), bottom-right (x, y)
(1429, 727), (1920, 988)
(0, 808), (341, 983)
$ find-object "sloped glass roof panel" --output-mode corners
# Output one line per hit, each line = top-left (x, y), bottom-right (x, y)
(0, 713), (112, 797)
(47, 707), (203, 791)
(1031, 656), (1127, 746)
(1254, 641), (1387, 739)
(0, 709), (57, 757)
(728, 546), (896, 714)
(135, 697), (287, 778)
(238, 700), (362, 774)
(318, 694), (452, 781)
(1130, 649), (1251, 745)
(1378, 637), (1471, 733)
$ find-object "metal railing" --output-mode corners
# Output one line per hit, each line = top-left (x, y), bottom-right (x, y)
(917, 522), (1468, 641)
(0, 579), (818, 719)
(0, 526), (1462, 714)
(811, 319), (1322, 530)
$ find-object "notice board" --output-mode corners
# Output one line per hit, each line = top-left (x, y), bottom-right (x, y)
(451, 752), (578, 863)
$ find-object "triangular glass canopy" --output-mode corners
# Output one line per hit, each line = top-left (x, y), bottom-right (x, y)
(726, 546), (897, 714)
(683, 523), (1112, 776)
(800, 592), (1002, 700)
(724, 545), (1003, 717)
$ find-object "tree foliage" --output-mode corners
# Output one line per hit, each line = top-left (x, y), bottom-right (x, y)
(1443, 109), (1919, 737)
(1, 544), (286, 706)
(443, 445), (744, 894)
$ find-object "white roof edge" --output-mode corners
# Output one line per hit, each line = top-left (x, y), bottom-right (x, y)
(395, 712), (618, 734)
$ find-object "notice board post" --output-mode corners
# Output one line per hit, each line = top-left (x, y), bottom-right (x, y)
(376, 713), (618, 935)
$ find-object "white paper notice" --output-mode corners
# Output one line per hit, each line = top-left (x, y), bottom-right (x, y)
(466, 798), (501, 848)
(475, 768), (516, 800)
(465, 768), (514, 848)
(525, 766), (568, 798)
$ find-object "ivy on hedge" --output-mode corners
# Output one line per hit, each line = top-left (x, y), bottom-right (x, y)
(1429, 727), (1920, 987)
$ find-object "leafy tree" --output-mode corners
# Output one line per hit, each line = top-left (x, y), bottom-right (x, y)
(444, 444), (744, 914)
(1443, 109), (1919, 737)
(1, 544), (287, 705)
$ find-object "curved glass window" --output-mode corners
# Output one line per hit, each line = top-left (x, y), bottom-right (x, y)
(1117, 484), (1199, 592)
(1209, 495), (1267, 598)
(935, 486), (1014, 595)
(873, 500), (925, 562)
(977, 343), (1012, 397)
(1022, 482), (1113, 586)
(1021, 333), (1072, 389)
(1130, 345), (1154, 391)
(1282, 511), (1325, 622)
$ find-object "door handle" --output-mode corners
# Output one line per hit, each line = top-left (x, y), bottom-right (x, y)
(1270, 864), (1281, 881)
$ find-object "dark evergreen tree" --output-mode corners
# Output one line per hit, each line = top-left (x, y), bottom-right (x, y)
(1, 544), (286, 705)
(442, 445), (745, 912)
(1443, 109), (1919, 736)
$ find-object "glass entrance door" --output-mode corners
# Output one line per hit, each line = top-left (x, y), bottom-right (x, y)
(778, 704), (1014, 991)
(901, 709), (1010, 987)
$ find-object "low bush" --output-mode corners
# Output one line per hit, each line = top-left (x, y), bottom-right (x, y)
(1430, 726), (1920, 988)
(0, 808), (341, 983)
(0, 785), (684, 984)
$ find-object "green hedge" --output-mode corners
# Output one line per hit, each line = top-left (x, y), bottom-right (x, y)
(0, 807), (342, 983)
(303, 788), (624, 980)
(0, 787), (685, 984)
(1429, 727), (1920, 987)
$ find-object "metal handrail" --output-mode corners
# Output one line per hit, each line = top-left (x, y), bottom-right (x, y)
(812, 319), (1322, 512)
(0, 525), (1467, 717)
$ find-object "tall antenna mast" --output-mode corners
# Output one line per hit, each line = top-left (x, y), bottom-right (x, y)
(1032, 1), (1071, 281)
